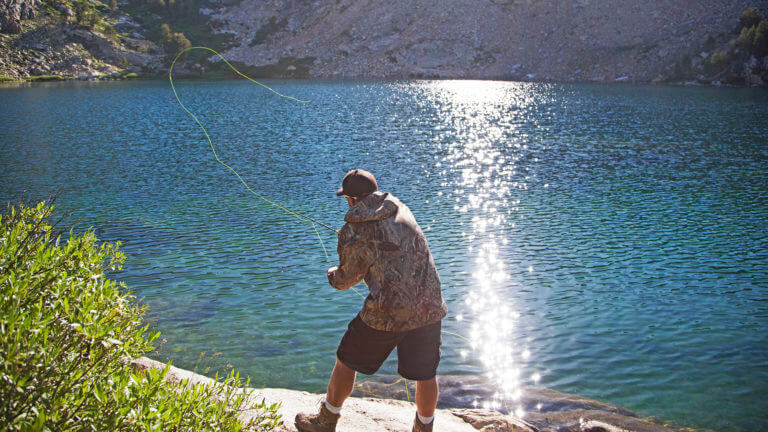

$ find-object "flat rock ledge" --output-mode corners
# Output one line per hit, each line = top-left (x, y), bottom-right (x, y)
(131, 357), (683, 432)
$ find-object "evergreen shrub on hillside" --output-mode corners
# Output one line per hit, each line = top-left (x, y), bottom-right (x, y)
(740, 8), (762, 29)
(709, 51), (728, 72)
(73, 1), (99, 29)
(0, 202), (282, 431)
(737, 9), (768, 57)
(160, 23), (191, 56)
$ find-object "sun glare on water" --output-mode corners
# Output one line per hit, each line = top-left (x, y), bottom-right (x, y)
(420, 80), (546, 415)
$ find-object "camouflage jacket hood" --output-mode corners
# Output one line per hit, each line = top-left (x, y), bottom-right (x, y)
(328, 191), (447, 332)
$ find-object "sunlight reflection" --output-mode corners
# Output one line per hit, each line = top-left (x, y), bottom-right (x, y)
(423, 79), (543, 415)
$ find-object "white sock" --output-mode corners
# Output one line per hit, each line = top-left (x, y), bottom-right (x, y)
(417, 413), (434, 425)
(324, 400), (342, 415)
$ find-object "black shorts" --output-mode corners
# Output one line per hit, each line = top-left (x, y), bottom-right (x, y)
(336, 314), (442, 381)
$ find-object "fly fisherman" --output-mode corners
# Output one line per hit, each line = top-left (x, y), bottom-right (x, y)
(295, 169), (448, 432)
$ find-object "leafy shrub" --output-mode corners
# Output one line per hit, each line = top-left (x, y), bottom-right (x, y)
(159, 23), (191, 56)
(738, 19), (768, 56)
(738, 25), (754, 47)
(740, 8), (762, 29)
(25, 74), (67, 81)
(99, 21), (118, 39)
(73, 1), (93, 28)
(710, 51), (728, 69)
(160, 22), (172, 41)
(0, 202), (282, 431)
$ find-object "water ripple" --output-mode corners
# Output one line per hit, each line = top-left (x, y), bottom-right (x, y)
(1, 80), (767, 431)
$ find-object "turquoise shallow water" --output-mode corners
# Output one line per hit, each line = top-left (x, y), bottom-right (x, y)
(1, 80), (767, 431)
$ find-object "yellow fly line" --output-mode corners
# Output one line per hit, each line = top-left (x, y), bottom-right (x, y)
(170, 49), (471, 401)
(169, 46), (368, 300)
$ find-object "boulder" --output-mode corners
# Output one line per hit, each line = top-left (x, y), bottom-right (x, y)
(131, 357), (484, 432)
(353, 375), (680, 432)
(451, 409), (538, 432)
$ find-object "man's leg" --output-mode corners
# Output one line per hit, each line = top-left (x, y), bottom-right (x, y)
(415, 377), (438, 417)
(397, 321), (441, 431)
(326, 357), (356, 407)
(295, 358), (355, 431)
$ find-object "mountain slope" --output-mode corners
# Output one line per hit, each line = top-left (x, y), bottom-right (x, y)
(209, 0), (767, 85)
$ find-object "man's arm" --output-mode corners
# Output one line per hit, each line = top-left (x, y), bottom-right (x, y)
(327, 225), (371, 291)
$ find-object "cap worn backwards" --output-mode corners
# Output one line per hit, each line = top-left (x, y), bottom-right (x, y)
(337, 169), (378, 199)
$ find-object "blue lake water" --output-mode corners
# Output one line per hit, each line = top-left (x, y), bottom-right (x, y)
(1, 80), (766, 431)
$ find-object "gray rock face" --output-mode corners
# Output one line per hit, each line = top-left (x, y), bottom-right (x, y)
(129, 357), (692, 432)
(0, 0), (39, 34)
(353, 375), (686, 432)
(0, 3), (163, 80)
(743, 55), (765, 87)
(209, 0), (765, 83)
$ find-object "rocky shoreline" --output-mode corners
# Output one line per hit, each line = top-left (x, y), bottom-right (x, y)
(208, 0), (768, 87)
(1, 0), (767, 87)
(132, 357), (692, 432)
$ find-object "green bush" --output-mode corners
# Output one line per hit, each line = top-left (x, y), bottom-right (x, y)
(740, 8), (763, 29)
(737, 19), (768, 56)
(738, 25), (755, 47)
(98, 21), (118, 39)
(73, 1), (95, 28)
(159, 23), (191, 56)
(25, 75), (67, 81)
(160, 22), (172, 41)
(709, 51), (728, 70)
(0, 202), (283, 431)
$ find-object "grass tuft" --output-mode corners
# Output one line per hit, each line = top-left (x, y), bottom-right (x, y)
(25, 74), (67, 81)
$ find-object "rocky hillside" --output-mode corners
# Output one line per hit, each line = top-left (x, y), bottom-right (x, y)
(210, 0), (767, 86)
(2, 0), (767, 86)
(0, 0), (218, 81)
(0, 0), (167, 80)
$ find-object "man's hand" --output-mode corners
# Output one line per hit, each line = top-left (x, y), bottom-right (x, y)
(327, 266), (338, 287)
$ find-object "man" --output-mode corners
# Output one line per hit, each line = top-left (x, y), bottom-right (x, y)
(295, 169), (448, 432)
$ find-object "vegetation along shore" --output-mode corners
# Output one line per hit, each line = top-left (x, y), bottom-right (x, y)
(1, 201), (704, 431)
(0, 0), (766, 87)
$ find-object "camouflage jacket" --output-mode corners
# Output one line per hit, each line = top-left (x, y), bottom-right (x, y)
(327, 191), (447, 332)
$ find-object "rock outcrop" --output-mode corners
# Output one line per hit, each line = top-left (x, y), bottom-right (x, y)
(354, 375), (687, 432)
(208, 0), (766, 85)
(131, 357), (494, 432)
(2, 0), (765, 85)
(132, 357), (688, 432)
(0, 0), (162, 80)
(0, 0), (39, 34)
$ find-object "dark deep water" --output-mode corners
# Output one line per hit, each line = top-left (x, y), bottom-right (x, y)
(1, 80), (767, 431)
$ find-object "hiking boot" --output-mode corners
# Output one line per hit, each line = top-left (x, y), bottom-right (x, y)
(295, 402), (340, 432)
(412, 413), (434, 432)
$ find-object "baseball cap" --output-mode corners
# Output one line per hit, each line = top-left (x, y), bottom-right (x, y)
(336, 169), (378, 198)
